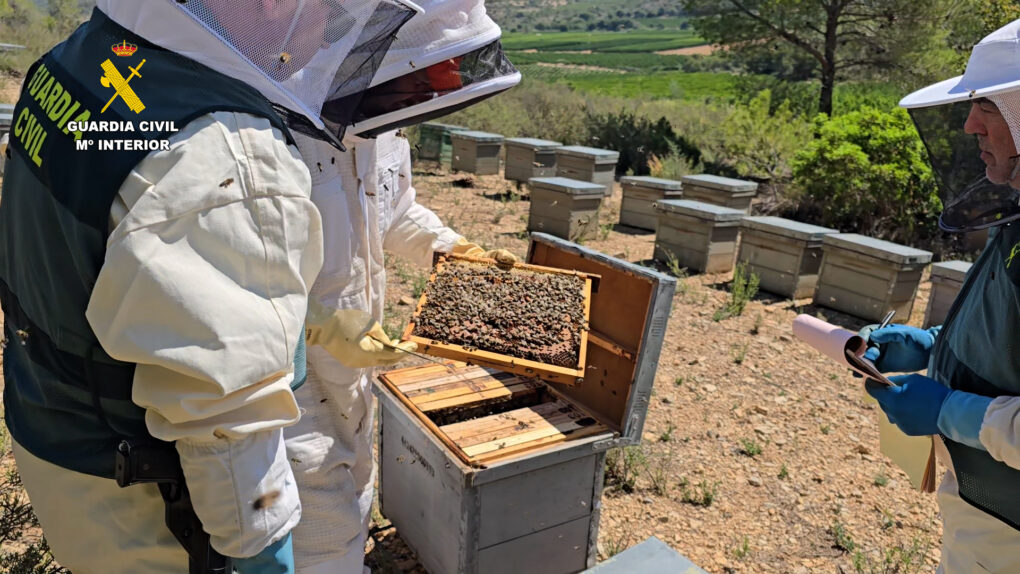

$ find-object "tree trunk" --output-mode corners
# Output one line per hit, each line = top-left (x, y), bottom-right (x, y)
(818, 3), (840, 116)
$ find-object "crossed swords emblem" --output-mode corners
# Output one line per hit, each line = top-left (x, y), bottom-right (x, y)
(100, 58), (146, 114)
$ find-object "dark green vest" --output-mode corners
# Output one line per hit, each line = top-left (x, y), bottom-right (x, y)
(0, 8), (302, 478)
(930, 223), (1020, 530)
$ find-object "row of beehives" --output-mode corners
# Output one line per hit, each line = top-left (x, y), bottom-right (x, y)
(418, 121), (970, 327)
(418, 122), (620, 191)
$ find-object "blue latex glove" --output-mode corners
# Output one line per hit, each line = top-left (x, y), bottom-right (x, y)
(859, 324), (940, 373)
(865, 374), (952, 436)
(232, 533), (294, 574)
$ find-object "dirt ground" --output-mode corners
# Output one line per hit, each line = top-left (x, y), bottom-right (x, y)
(0, 160), (943, 574)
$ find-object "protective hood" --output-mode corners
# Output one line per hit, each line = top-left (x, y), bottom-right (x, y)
(97, 0), (417, 146)
(901, 18), (1020, 232)
(321, 0), (521, 138)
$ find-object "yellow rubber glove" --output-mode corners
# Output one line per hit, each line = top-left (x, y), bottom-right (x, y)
(451, 237), (519, 266)
(305, 299), (417, 368)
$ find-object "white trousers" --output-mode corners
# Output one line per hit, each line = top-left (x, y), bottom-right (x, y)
(12, 439), (187, 573)
(286, 347), (376, 574)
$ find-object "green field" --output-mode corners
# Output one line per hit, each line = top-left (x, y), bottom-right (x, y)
(517, 67), (741, 100)
(507, 50), (691, 72)
(502, 30), (705, 53)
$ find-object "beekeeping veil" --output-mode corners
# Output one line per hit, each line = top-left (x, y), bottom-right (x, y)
(95, 0), (419, 148)
(321, 0), (521, 138)
(902, 19), (1020, 232)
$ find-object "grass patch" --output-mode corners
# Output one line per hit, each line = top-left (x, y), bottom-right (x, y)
(714, 263), (760, 321)
(739, 438), (763, 457)
(605, 446), (647, 494)
(502, 30), (705, 53)
(679, 478), (719, 507)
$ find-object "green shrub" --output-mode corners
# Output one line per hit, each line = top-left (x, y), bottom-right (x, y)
(790, 107), (942, 245)
(585, 109), (701, 177)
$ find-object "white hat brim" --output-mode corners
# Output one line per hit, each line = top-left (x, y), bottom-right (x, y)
(901, 74), (1020, 108)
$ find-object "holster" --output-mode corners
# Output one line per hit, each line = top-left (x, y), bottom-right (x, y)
(115, 439), (231, 574)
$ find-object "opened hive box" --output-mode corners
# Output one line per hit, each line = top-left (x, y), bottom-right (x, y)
(376, 234), (676, 574)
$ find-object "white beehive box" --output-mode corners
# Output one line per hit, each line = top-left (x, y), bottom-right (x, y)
(653, 199), (745, 273)
(451, 131), (504, 175)
(555, 146), (619, 196)
(680, 174), (758, 213)
(618, 176), (683, 231)
(737, 216), (839, 298)
(504, 138), (562, 184)
(376, 234), (676, 574)
(924, 260), (971, 328)
(815, 234), (933, 322)
(527, 177), (605, 242)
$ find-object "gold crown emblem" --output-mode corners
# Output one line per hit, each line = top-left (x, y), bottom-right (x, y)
(112, 41), (137, 57)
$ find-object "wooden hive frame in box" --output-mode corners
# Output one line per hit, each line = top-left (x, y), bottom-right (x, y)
(401, 253), (596, 386)
(377, 362), (610, 468)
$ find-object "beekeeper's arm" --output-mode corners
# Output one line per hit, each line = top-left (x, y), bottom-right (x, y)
(867, 373), (1020, 470)
(86, 112), (322, 561)
(382, 135), (517, 267)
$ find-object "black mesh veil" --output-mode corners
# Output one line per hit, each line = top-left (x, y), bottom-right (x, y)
(320, 0), (417, 142)
(910, 101), (1020, 232)
(322, 40), (519, 138)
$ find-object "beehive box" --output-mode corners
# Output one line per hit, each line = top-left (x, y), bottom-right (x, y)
(527, 177), (605, 242)
(815, 234), (933, 322)
(618, 176), (683, 231)
(555, 146), (619, 196)
(504, 138), (562, 184)
(681, 174), (758, 213)
(451, 131), (504, 175)
(402, 253), (595, 386)
(418, 122), (467, 164)
(924, 260), (972, 328)
(653, 199), (745, 274)
(737, 216), (839, 298)
(376, 233), (676, 574)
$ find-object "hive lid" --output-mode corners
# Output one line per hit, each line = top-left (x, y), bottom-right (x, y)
(931, 260), (972, 282)
(654, 199), (745, 222)
(620, 176), (683, 191)
(421, 121), (468, 131)
(529, 176), (606, 196)
(822, 233), (933, 265)
(451, 130), (504, 143)
(741, 216), (838, 242)
(505, 137), (562, 150)
(681, 174), (758, 194)
(527, 233), (676, 445)
(556, 145), (620, 163)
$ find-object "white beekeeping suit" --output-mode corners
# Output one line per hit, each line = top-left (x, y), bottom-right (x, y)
(7, 1), (409, 573)
(284, 2), (520, 572)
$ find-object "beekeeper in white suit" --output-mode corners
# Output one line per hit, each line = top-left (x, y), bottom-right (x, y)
(0, 1), (417, 573)
(863, 18), (1020, 574)
(284, 2), (521, 572)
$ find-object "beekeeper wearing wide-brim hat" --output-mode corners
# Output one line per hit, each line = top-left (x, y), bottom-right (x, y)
(285, 1), (521, 572)
(1, 1), (413, 572)
(860, 18), (1020, 574)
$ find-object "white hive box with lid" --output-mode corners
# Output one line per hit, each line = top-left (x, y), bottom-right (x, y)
(451, 130), (504, 175)
(815, 234), (933, 322)
(504, 137), (562, 183)
(527, 176), (605, 242)
(375, 233), (676, 574)
(618, 176), (683, 231)
(653, 199), (745, 273)
(681, 174), (758, 213)
(737, 216), (839, 298)
(555, 145), (619, 196)
(924, 260), (972, 328)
